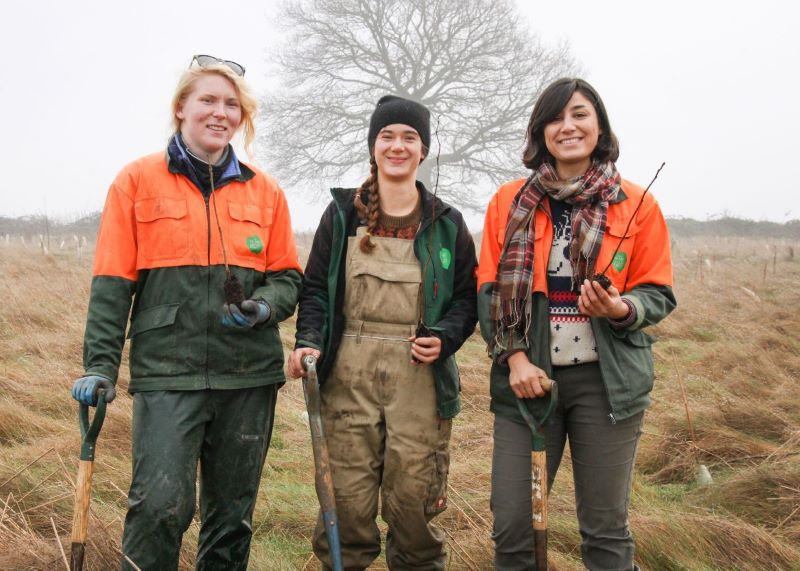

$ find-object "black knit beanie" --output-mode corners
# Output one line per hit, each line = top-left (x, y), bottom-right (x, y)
(367, 95), (431, 154)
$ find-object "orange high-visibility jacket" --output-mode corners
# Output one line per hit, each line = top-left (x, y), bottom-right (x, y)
(83, 148), (302, 392)
(476, 177), (676, 422)
(93, 153), (301, 280)
(477, 178), (673, 296)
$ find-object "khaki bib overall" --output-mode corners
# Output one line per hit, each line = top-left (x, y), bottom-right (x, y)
(312, 228), (451, 571)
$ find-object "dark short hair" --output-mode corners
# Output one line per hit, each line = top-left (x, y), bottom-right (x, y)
(521, 77), (619, 170)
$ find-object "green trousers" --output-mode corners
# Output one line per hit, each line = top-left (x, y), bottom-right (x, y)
(121, 385), (278, 571)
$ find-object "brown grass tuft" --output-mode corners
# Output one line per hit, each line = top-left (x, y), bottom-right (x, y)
(633, 511), (800, 571)
(0, 235), (798, 569)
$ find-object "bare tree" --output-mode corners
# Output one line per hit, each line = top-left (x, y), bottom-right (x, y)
(259, 0), (579, 210)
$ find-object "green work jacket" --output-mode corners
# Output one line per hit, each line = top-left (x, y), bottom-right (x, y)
(83, 140), (302, 392)
(294, 185), (478, 419)
(478, 284), (676, 424)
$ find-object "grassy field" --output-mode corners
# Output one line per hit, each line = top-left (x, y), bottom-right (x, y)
(0, 235), (798, 570)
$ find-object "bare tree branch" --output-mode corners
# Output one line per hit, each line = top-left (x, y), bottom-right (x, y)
(259, 0), (580, 210)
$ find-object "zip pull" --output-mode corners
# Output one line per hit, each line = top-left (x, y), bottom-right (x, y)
(608, 413), (617, 425)
(433, 279), (438, 299)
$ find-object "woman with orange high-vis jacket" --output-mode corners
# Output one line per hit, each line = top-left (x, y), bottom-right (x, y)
(477, 78), (675, 570)
(70, 55), (302, 570)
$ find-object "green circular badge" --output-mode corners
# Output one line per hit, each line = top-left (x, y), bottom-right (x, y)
(246, 235), (264, 254)
(439, 248), (452, 270)
(612, 252), (627, 272)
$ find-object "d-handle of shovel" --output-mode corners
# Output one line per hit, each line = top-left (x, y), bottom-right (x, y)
(302, 356), (344, 571)
(71, 389), (108, 571)
(516, 376), (557, 571)
(79, 390), (107, 461)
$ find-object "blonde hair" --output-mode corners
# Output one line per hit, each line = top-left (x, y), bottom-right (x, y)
(170, 64), (258, 156)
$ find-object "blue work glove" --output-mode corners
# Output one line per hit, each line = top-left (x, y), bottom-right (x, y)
(71, 375), (116, 406)
(221, 299), (270, 329)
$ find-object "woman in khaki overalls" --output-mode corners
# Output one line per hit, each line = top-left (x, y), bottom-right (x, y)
(288, 95), (478, 570)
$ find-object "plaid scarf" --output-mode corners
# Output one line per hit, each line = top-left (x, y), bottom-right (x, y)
(489, 160), (621, 350)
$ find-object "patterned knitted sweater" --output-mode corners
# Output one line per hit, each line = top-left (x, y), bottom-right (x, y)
(546, 199), (599, 366)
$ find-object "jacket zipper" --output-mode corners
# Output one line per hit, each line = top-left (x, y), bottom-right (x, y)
(589, 317), (617, 424)
(204, 193), (212, 389)
(415, 205), (446, 304)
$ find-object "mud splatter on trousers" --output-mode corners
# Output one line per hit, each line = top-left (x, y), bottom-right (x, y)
(121, 385), (278, 571)
(312, 229), (452, 570)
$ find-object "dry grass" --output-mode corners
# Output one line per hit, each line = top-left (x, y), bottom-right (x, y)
(0, 235), (798, 570)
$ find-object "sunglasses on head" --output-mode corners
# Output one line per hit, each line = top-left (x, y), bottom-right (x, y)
(190, 54), (246, 77)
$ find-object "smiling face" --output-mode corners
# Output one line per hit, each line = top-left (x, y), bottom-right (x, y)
(176, 73), (242, 163)
(372, 124), (424, 183)
(543, 91), (601, 179)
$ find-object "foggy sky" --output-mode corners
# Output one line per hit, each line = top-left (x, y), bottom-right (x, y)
(1, 0), (797, 230)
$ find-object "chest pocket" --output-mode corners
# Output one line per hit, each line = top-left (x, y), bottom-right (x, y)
(227, 201), (273, 261)
(600, 220), (642, 291)
(345, 235), (422, 325)
(134, 197), (190, 262)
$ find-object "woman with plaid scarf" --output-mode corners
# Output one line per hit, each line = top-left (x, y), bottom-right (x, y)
(476, 78), (676, 570)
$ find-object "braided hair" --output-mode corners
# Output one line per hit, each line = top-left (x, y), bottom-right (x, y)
(354, 156), (380, 253)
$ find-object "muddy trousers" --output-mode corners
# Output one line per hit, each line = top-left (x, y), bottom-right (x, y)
(120, 385), (278, 571)
(312, 321), (451, 571)
(491, 363), (644, 571)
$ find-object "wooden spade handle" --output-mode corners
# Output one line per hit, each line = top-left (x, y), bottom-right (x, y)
(532, 376), (552, 571)
(531, 450), (549, 531)
(532, 447), (549, 570)
(515, 374), (556, 571)
(71, 460), (94, 570)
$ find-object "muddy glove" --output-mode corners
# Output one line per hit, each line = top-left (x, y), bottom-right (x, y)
(221, 299), (270, 329)
(71, 375), (117, 406)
